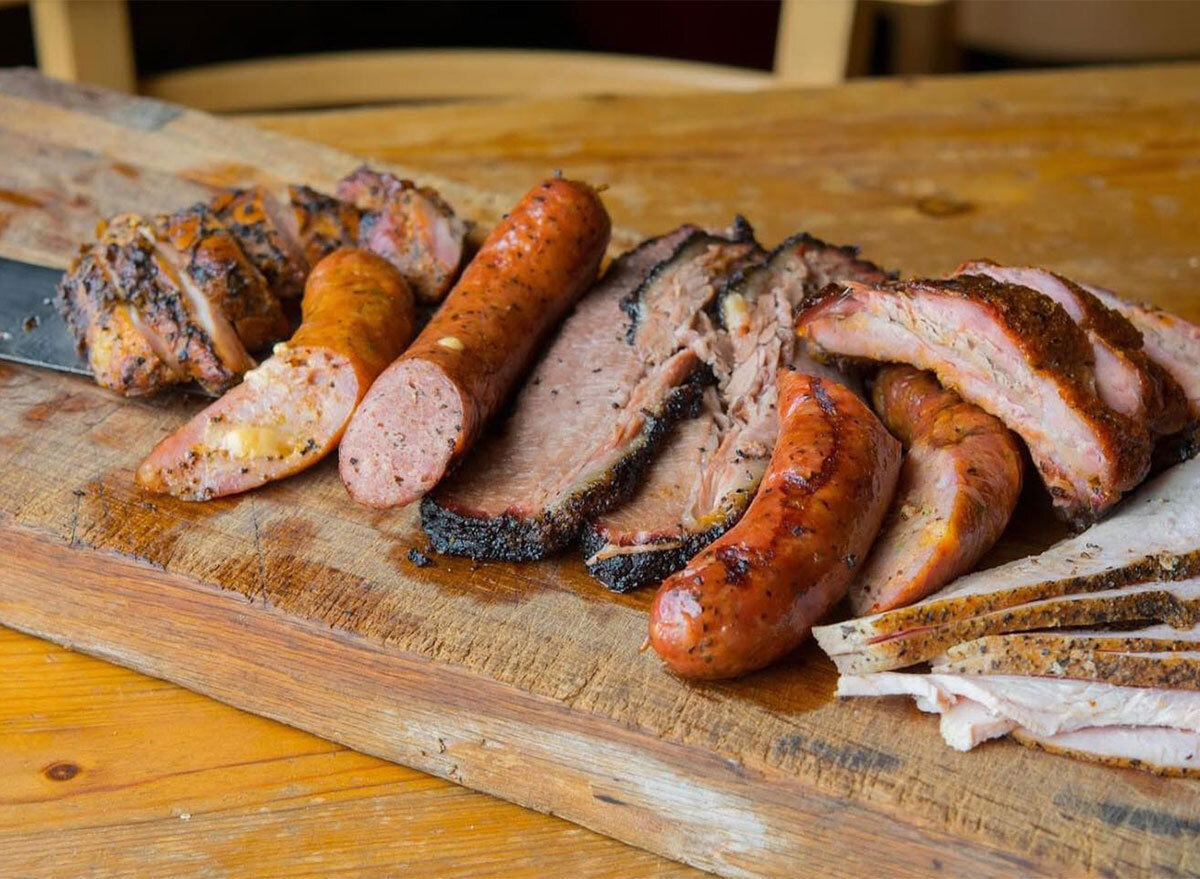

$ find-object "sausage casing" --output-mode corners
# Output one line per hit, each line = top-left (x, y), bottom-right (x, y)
(137, 248), (414, 500)
(649, 371), (901, 679)
(339, 177), (611, 508)
(850, 365), (1023, 615)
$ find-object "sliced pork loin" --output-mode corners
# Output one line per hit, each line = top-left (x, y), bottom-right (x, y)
(583, 232), (888, 591)
(421, 225), (704, 560)
(837, 672), (1200, 774)
(338, 166), (469, 303)
(813, 455), (1200, 673)
(936, 623), (1200, 689)
(955, 260), (1189, 437)
(797, 275), (1151, 528)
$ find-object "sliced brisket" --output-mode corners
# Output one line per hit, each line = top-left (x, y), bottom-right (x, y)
(421, 225), (711, 559)
(584, 233), (889, 591)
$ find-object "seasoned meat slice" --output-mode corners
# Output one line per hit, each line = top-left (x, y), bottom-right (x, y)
(288, 184), (360, 267)
(956, 260), (1189, 436)
(58, 244), (180, 395)
(580, 226), (770, 589)
(155, 204), (290, 352)
(338, 166), (469, 303)
(585, 232), (890, 591)
(852, 365), (1023, 615)
(94, 214), (254, 394)
(422, 226), (704, 559)
(813, 455), (1200, 673)
(837, 671), (1200, 774)
(1013, 726), (1200, 776)
(798, 275), (1151, 527)
(1084, 283), (1200, 417)
(936, 622), (1200, 690)
(210, 187), (308, 299)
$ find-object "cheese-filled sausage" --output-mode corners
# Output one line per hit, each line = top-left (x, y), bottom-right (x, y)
(648, 371), (901, 679)
(850, 365), (1023, 615)
(339, 177), (611, 508)
(137, 249), (415, 500)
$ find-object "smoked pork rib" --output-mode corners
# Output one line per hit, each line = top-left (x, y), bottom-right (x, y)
(584, 233), (889, 591)
(955, 260), (1188, 437)
(813, 455), (1200, 673)
(421, 226), (707, 560)
(797, 275), (1151, 527)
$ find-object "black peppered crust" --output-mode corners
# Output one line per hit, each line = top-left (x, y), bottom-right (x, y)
(421, 367), (709, 561)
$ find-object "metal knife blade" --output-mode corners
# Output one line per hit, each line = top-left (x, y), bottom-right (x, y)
(0, 255), (88, 375)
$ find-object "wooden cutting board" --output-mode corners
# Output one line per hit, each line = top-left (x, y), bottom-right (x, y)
(2, 67), (1199, 879)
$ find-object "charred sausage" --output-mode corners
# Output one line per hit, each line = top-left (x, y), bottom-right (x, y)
(850, 365), (1024, 615)
(339, 177), (611, 508)
(648, 371), (901, 679)
(137, 249), (415, 500)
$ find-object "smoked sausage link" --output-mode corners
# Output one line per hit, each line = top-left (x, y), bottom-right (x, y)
(137, 248), (415, 500)
(339, 177), (611, 508)
(649, 371), (901, 679)
(850, 365), (1023, 615)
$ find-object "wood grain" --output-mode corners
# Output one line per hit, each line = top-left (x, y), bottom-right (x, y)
(2, 65), (1200, 878)
(0, 625), (699, 878)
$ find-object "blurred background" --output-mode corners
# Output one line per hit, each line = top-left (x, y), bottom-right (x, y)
(2, 0), (1200, 112)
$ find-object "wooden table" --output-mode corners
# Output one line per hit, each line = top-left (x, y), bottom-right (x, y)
(3, 63), (1200, 878)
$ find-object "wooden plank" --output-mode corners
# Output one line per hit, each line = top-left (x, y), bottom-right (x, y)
(0, 629), (702, 879)
(2, 67), (1200, 877)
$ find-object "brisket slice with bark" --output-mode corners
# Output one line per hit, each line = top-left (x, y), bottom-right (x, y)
(422, 224), (735, 560)
(583, 233), (890, 591)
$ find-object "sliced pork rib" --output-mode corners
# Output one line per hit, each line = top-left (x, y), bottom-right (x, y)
(1083, 282), (1200, 463)
(813, 455), (1200, 673)
(338, 166), (469, 303)
(421, 226), (704, 559)
(583, 230), (886, 590)
(797, 275), (1151, 528)
(955, 260), (1189, 437)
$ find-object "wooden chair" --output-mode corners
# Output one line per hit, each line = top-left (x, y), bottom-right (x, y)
(23, 0), (952, 111)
